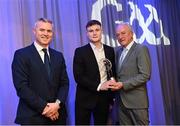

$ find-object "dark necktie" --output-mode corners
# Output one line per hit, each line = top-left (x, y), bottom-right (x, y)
(42, 48), (51, 78)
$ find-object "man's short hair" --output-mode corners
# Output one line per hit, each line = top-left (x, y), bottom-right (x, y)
(116, 22), (133, 33)
(34, 18), (53, 28)
(86, 20), (101, 29)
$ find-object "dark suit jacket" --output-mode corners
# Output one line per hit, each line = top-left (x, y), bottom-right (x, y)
(73, 43), (115, 109)
(115, 42), (151, 109)
(12, 44), (69, 124)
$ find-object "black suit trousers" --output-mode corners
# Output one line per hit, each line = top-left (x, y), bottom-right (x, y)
(75, 98), (109, 125)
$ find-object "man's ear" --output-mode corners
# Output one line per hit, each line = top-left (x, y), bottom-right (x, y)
(32, 28), (36, 34)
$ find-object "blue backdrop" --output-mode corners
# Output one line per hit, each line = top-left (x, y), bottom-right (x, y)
(0, 0), (179, 125)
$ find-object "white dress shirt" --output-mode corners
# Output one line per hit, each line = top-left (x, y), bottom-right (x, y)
(90, 43), (107, 91)
(34, 41), (50, 63)
(120, 41), (134, 62)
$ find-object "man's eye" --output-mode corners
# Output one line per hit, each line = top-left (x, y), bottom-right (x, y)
(47, 30), (52, 33)
(88, 30), (93, 32)
(95, 29), (100, 32)
(39, 29), (45, 32)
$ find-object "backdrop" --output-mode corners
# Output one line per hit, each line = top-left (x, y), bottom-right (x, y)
(0, 0), (179, 125)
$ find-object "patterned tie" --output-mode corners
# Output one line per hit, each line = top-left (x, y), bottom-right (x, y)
(42, 48), (51, 78)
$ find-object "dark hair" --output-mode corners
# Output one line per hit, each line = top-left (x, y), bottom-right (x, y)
(86, 20), (101, 29)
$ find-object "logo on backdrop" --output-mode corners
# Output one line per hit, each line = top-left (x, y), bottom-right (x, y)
(91, 0), (170, 45)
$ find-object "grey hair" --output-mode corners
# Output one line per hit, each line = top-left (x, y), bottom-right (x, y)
(34, 18), (54, 28)
(116, 22), (133, 33)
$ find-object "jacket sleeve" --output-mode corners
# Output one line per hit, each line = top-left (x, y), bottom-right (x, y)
(57, 53), (69, 104)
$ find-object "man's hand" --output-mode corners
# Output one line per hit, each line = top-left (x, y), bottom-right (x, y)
(49, 111), (59, 121)
(110, 82), (123, 91)
(99, 80), (116, 91)
(42, 102), (60, 121)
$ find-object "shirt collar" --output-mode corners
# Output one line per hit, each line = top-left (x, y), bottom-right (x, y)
(34, 41), (49, 52)
(90, 42), (104, 51)
(124, 41), (134, 51)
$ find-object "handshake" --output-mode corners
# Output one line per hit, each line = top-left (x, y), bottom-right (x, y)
(99, 79), (123, 91)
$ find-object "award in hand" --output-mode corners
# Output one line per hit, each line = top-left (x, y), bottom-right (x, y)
(102, 58), (115, 80)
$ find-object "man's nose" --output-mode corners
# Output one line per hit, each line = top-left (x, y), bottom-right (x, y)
(42, 30), (49, 35)
(93, 31), (97, 35)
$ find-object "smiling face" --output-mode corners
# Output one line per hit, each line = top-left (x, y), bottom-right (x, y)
(116, 24), (133, 47)
(33, 21), (53, 48)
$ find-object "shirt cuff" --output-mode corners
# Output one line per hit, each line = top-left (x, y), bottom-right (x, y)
(55, 99), (61, 106)
(97, 80), (106, 91)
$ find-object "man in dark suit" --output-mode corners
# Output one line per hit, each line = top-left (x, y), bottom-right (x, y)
(12, 18), (69, 125)
(111, 23), (151, 125)
(73, 20), (116, 125)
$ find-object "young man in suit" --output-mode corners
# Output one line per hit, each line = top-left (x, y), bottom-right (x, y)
(111, 23), (151, 125)
(12, 18), (69, 125)
(73, 20), (116, 125)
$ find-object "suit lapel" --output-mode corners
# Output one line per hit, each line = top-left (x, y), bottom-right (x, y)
(104, 44), (110, 59)
(119, 42), (137, 72)
(86, 44), (99, 70)
(49, 48), (56, 82)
